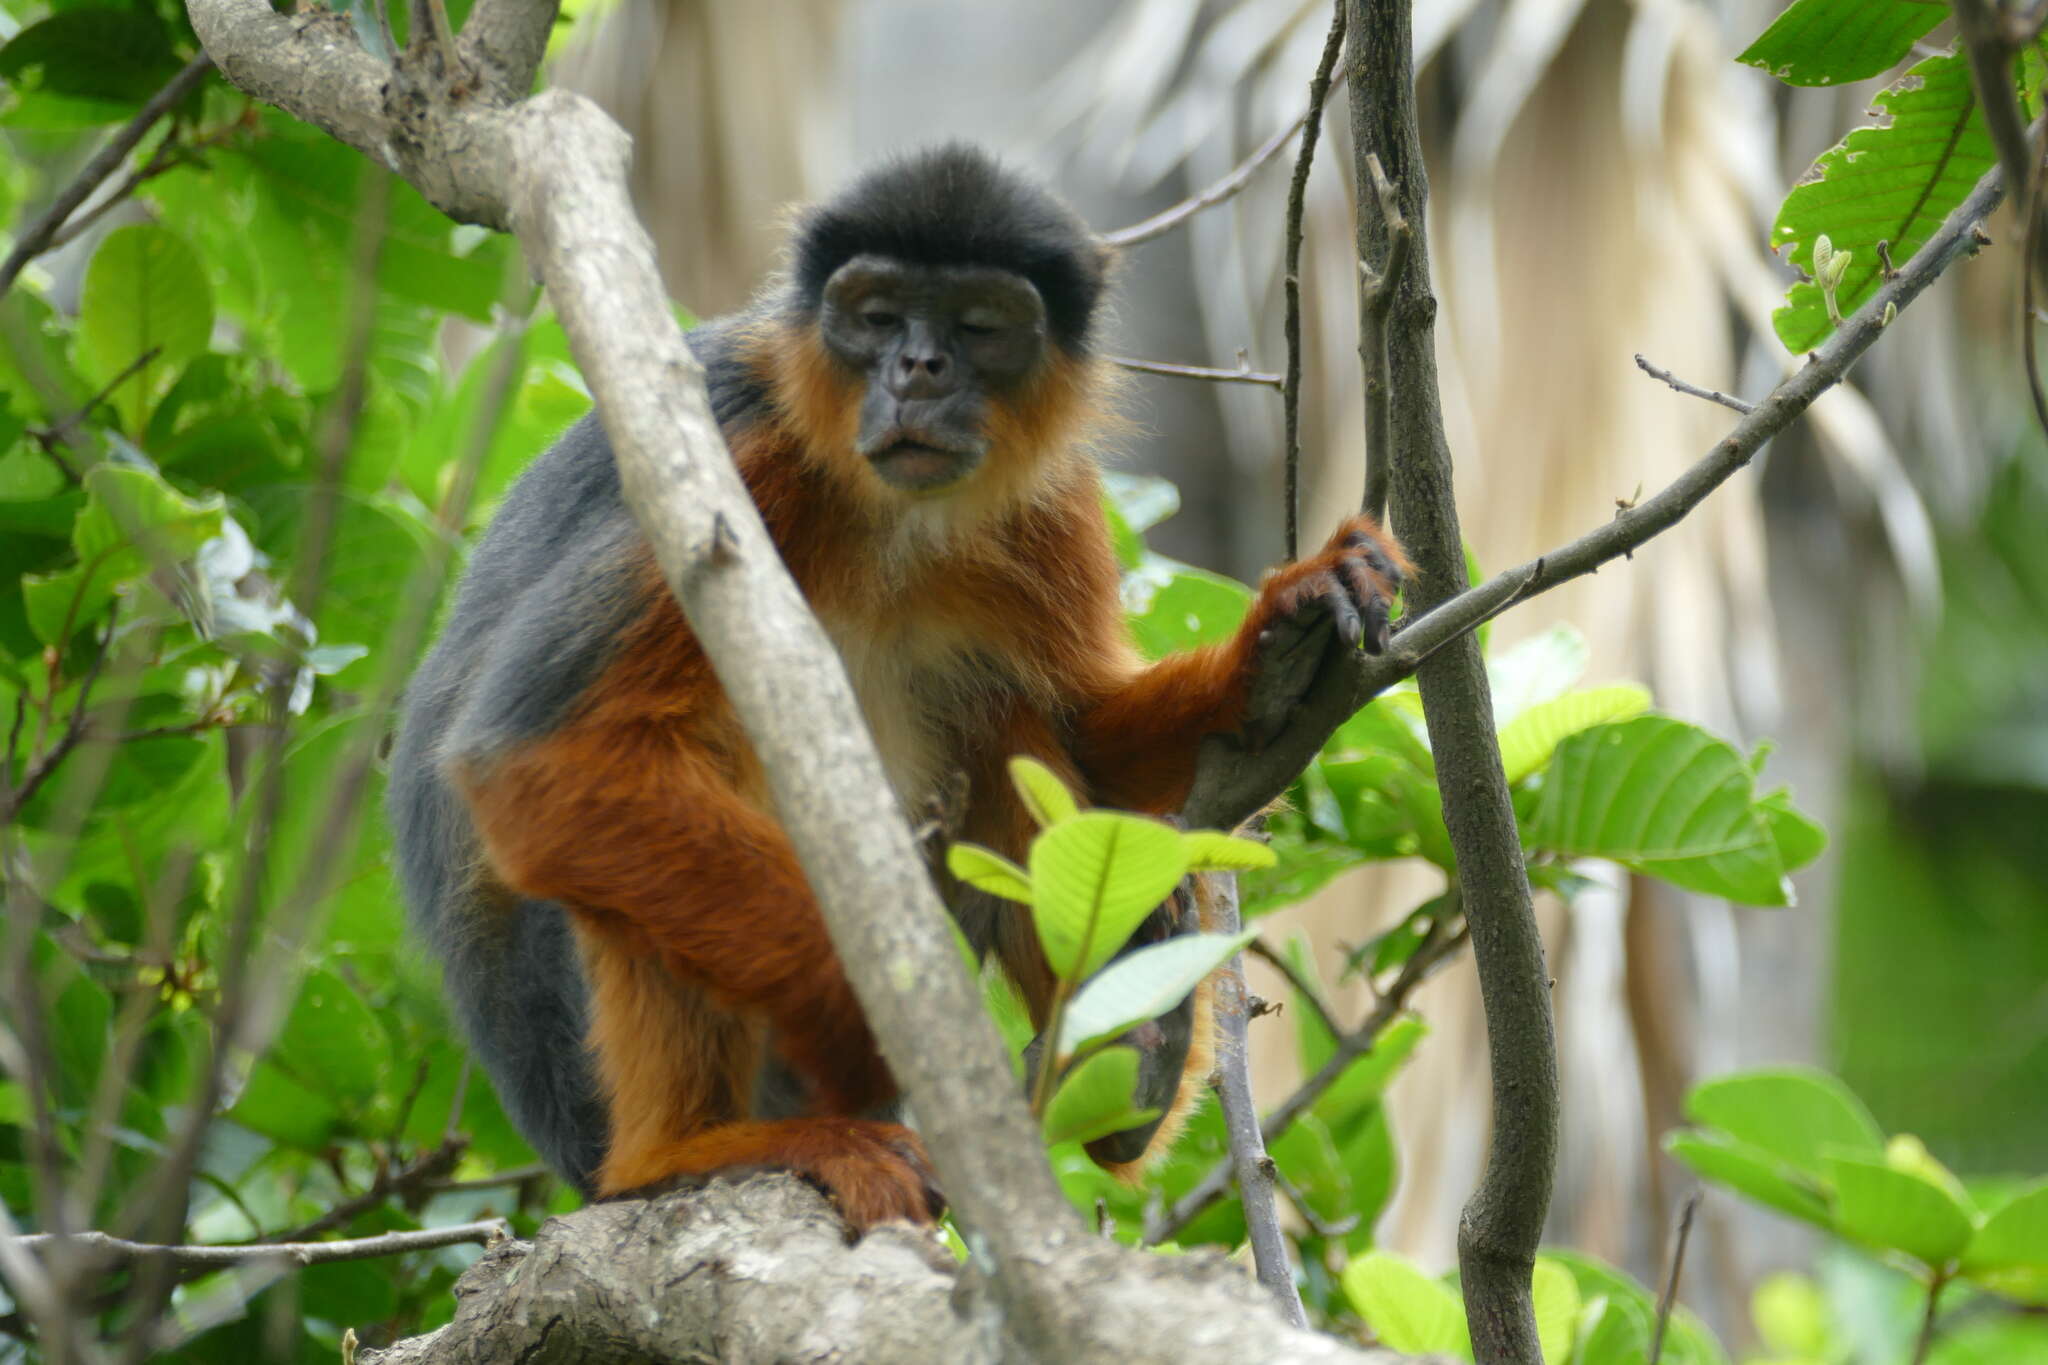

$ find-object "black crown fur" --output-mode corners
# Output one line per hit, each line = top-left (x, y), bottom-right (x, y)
(792, 144), (1107, 354)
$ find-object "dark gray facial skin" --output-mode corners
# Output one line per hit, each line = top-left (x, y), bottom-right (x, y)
(819, 254), (1049, 494)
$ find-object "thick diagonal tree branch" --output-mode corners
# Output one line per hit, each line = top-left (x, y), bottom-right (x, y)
(179, 0), (1413, 1359)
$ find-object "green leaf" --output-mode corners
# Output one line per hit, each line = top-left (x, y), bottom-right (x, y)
(1664, 1131), (1835, 1230)
(1533, 1256), (1581, 1365)
(1685, 1067), (1885, 1177)
(1770, 52), (1995, 353)
(21, 464), (225, 644)
(1010, 755), (1080, 827)
(1311, 1014), (1427, 1135)
(1827, 1154), (1976, 1266)
(1573, 1294), (1652, 1365)
(79, 224), (214, 432)
(0, 9), (180, 105)
(226, 1060), (341, 1150)
(1341, 1250), (1472, 1358)
(1737, 0), (1947, 86)
(1498, 683), (1652, 785)
(1758, 787), (1829, 870)
(1028, 811), (1189, 981)
(1042, 1045), (1157, 1146)
(1963, 1180), (2048, 1275)
(1102, 470), (1180, 536)
(1529, 716), (1805, 905)
(1751, 1272), (1832, 1358)
(1055, 929), (1257, 1058)
(946, 843), (1033, 904)
(1123, 560), (1251, 658)
(1181, 829), (1276, 872)
(1487, 624), (1589, 726)
(268, 967), (391, 1107)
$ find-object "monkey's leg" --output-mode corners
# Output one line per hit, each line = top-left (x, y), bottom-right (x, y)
(574, 918), (939, 1232)
(457, 725), (895, 1114)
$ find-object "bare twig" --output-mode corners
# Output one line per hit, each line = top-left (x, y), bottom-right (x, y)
(1149, 913), (1467, 1243)
(5, 610), (120, 822)
(254, 1136), (468, 1246)
(1911, 1271), (1952, 1365)
(11, 1220), (506, 1270)
(1647, 1191), (1700, 1365)
(1102, 66), (1351, 249)
(1355, 153), (1410, 523)
(423, 1162), (551, 1194)
(1953, 0), (2035, 214)
(1270, 1165), (1359, 1240)
(0, 53), (213, 299)
(1205, 876), (1307, 1326)
(1633, 354), (1755, 416)
(31, 344), (164, 449)
(1183, 158), (2012, 838)
(1246, 936), (1342, 1041)
(1107, 353), (1284, 388)
(1281, 1), (1348, 562)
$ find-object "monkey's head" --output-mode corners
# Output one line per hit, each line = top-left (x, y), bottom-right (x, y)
(775, 146), (1113, 504)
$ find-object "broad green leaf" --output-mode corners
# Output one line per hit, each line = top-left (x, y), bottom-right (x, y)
(1758, 787), (1829, 870)
(1029, 811), (1188, 980)
(1102, 470), (1180, 535)
(1737, 0), (1947, 86)
(21, 464), (225, 644)
(1827, 1154), (1975, 1265)
(268, 967), (391, 1107)
(1123, 560), (1251, 658)
(1530, 717), (1802, 905)
(226, 1059), (341, 1150)
(1487, 624), (1588, 726)
(1664, 1131), (1834, 1230)
(1573, 1294), (1651, 1365)
(1042, 1045), (1157, 1146)
(1685, 1067), (1885, 1176)
(1547, 1251), (1731, 1365)
(1885, 1134), (1973, 1212)
(80, 224), (215, 432)
(1498, 684), (1652, 786)
(1312, 1014), (1427, 1135)
(1269, 1111), (1349, 1225)
(1010, 755), (1080, 827)
(1751, 1272), (1832, 1358)
(1055, 929), (1256, 1058)
(1336, 1108), (1398, 1253)
(0, 9), (180, 105)
(946, 843), (1033, 904)
(1341, 1251), (1472, 1358)
(1533, 1256), (1581, 1365)
(1181, 829), (1275, 871)
(1963, 1180), (2048, 1274)
(1770, 53), (1995, 353)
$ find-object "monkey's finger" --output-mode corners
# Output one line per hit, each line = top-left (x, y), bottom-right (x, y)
(1364, 595), (1392, 655)
(1326, 584), (1364, 649)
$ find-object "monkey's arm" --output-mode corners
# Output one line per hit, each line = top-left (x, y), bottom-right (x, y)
(1074, 515), (1408, 813)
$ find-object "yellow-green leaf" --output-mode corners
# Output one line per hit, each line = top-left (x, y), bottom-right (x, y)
(1181, 829), (1276, 872)
(946, 843), (1033, 904)
(1009, 755), (1080, 828)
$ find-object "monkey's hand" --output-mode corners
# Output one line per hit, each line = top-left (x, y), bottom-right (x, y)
(1238, 514), (1409, 750)
(600, 1117), (944, 1238)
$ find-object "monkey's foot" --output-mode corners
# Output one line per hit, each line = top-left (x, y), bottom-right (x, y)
(598, 1117), (944, 1236)
(1244, 514), (1410, 746)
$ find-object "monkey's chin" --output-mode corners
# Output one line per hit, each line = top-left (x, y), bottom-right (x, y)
(869, 443), (980, 495)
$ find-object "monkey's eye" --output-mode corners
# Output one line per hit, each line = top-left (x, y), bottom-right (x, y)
(957, 320), (998, 338)
(860, 309), (902, 330)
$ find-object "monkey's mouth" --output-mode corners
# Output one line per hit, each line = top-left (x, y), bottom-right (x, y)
(868, 439), (981, 493)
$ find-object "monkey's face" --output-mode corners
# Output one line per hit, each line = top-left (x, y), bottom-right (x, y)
(819, 255), (1049, 496)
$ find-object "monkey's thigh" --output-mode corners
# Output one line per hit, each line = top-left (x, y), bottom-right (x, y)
(570, 914), (761, 1156)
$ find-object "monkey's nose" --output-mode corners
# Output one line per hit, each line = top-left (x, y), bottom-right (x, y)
(891, 351), (953, 400)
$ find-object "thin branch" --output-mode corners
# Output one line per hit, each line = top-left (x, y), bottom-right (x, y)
(2026, 175), (2048, 443)
(423, 1162), (551, 1194)
(1953, 0), (2035, 213)
(1101, 64), (1351, 249)
(1281, 1), (1348, 563)
(1183, 157), (2012, 838)
(0, 53), (212, 298)
(1149, 913), (1467, 1244)
(4, 610), (120, 823)
(1270, 1165), (1359, 1241)
(1246, 936), (1343, 1041)
(252, 1135), (467, 1246)
(1355, 152), (1410, 523)
(1633, 353), (1755, 415)
(1107, 352), (1283, 388)
(32, 345), (164, 449)
(1647, 1191), (1700, 1365)
(1205, 876), (1307, 1326)
(1911, 1271), (1951, 1365)
(10, 1219), (506, 1270)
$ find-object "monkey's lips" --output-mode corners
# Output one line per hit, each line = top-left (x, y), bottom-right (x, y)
(869, 439), (979, 492)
